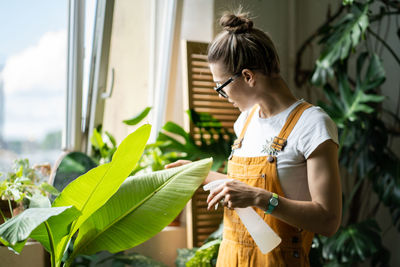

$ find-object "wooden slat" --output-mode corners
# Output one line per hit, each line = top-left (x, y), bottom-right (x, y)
(192, 61), (209, 67)
(192, 67), (211, 74)
(193, 100), (235, 108)
(191, 54), (208, 60)
(192, 80), (216, 87)
(194, 107), (239, 115)
(192, 74), (213, 80)
(183, 40), (239, 248)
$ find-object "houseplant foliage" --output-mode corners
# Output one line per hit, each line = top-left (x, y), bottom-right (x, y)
(157, 109), (235, 172)
(296, 0), (400, 266)
(0, 159), (59, 221)
(0, 124), (213, 267)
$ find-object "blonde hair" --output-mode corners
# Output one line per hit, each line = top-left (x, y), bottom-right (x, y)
(208, 10), (280, 76)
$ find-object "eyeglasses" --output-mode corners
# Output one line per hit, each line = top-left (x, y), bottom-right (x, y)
(213, 74), (240, 98)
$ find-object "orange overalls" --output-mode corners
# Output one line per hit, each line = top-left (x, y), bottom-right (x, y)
(216, 102), (314, 267)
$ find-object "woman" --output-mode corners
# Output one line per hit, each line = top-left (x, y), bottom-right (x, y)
(166, 10), (341, 267)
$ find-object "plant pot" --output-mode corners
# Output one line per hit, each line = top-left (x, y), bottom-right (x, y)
(0, 240), (49, 267)
(168, 211), (182, 227)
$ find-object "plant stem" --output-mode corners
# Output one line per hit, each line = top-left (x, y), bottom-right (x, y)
(0, 208), (6, 222)
(343, 175), (365, 216)
(7, 200), (13, 217)
(338, 126), (348, 157)
(45, 221), (57, 267)
(367, 28), (400, 66)
(347, 174), (364, 225)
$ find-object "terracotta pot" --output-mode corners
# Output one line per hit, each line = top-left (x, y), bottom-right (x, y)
(168, 211), (182, 227)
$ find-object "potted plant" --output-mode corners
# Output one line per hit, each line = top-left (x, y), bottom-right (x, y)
(295, 0), (400, 265)
(0, 159), (59, 224)
(0, 124), (213, 267)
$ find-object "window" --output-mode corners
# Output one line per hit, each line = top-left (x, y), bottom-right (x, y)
(0, 1), (68, 171)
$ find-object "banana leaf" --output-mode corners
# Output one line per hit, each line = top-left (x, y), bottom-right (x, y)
(49, 124), (151, 264)
(69, 158), (212, 260)
(0, 206), (80, 253)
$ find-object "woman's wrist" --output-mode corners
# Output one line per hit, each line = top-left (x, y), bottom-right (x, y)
(254, 189), (271, 211)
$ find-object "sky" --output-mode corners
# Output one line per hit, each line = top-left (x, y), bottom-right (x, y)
(0, 0), (95, 142)
(0, 1), (68, 64)
(0, 1), (68, 141)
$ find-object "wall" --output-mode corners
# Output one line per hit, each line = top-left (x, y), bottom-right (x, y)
(164, 0), (215, 127)
(102, 0), (151, 142)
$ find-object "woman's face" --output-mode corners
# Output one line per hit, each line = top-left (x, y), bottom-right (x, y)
(209, 62), (257, 112)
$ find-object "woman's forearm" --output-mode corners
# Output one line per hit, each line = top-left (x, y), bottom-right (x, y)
(255, 190), (340, 237)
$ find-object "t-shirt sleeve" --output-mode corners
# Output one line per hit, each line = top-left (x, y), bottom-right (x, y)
(298, 107), (339, 159)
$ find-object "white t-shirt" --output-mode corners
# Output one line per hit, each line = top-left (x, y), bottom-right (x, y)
(233, 99), (339, 201)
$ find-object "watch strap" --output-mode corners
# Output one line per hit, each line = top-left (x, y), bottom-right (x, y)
(265, 193), (279, 214)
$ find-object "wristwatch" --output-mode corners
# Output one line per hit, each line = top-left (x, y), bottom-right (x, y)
(265, 193), (279, 214)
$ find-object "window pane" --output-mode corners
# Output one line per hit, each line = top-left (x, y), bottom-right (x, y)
(0, 0), (68, 172)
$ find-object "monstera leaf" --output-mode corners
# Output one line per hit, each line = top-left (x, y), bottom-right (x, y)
(371, 149), (400, 231)
(321, 220), (389, 265)
(69, 158), (212, 261)
(312, 3), (369, 85)
(319, 53), (385, 128)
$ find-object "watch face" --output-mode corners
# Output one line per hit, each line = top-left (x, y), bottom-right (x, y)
(270, 197), (278, 207)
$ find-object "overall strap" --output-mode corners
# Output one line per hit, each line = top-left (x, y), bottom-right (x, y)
(231, 104), (258, 150)
(271, 102), (313, 152)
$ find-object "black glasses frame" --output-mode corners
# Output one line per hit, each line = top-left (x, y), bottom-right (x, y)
(213, 74), (240, 98)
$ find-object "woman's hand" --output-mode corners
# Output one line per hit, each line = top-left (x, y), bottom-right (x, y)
(206, 180), (263, 210)
(164, 160), (192, 169)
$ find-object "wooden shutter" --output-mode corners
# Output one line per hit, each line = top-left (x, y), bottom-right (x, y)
(182, 40), (240, 248)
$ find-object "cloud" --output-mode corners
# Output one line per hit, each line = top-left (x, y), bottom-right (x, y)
(1, 30), (67, 141)
(2, 30), (67, 94)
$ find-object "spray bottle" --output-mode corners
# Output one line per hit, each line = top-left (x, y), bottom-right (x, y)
(203, 179), (281, 254)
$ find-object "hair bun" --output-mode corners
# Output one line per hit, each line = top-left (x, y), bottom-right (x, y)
(220, 12), (253, 34)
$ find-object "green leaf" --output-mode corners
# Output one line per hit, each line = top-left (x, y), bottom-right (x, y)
(186, 239), (221, 267)
(0, 236), (27, 254)
(27, 193), (51, 208)
(0, 206), (77, 251)
(52, 124), (151, 262)
(322, 220), (383, 263)
(338, 71), (353, 110)
(71, 158), (212, 258)
(361, 54), (385, 91)
(162, 121), (191, 142)
(176, 248), (198, 267)
(52, 152), (97, 193)
(29, 206), (80, 253)
(90, 128), (105, 149)
(342, 0), (354, 6)
(105, 131), (117, 147)
(123, 107), (152, 126)
(311, 3), (369, 85)
(40, 182), (60, 196)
